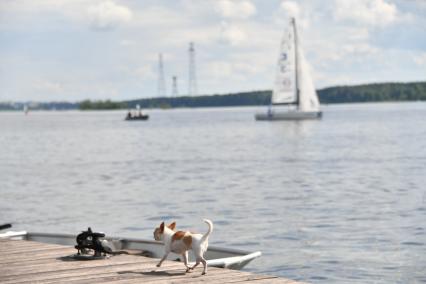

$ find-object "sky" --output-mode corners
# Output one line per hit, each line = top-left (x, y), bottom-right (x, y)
(1, 0), (426, 102)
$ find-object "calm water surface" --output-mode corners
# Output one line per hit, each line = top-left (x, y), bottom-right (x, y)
(1, 103), (425, 283)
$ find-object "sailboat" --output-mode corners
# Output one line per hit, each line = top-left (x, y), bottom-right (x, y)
(255, 18), (322, 120)
(23, 104), (29, 115)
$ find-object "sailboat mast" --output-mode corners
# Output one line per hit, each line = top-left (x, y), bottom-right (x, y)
(292, 18), (300, 109)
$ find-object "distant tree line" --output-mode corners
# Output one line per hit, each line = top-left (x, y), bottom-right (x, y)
(1, 82), (425, 111)
(79, 100), (126, 110)
(0, 101), (78, 111)
(126, 91), (271, 109)
(318, 82), (426, 104)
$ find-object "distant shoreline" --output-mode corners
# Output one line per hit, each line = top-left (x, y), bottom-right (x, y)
(1, 81), (425, 111)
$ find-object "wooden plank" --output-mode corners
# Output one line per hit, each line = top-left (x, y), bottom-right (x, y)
(0, 242), (72, 251)
(0, 242), (74, 253)
(228, 278), (308, 284)
(67, 266), (241, 284)
(0, 248), (77, 263)
(145, 271), (278, 284)
(0, 255), (160, 277)
(0, 241), (73, 251)
(0, 247), (142, 264)
(0, 240), (67, 249)
(0, 260), (181, 284)
(0, 248), (76, 264)
(0, 247), (66, 254)
(0, 244), (71, 254)
(0, 242), (63, 251)
(39, 266), (238, 284)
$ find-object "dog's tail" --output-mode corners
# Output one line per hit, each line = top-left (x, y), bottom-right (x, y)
(200, 219), (213, 243)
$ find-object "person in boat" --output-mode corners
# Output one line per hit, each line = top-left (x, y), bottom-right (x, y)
(267, 105), (273, 118)
(126, 111), (132, 119)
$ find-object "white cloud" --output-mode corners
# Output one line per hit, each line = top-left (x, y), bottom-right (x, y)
(308, 32), (379, 66)
(34, 80), (65, 94)
(413, 53), (426, 66)
(233, 61), (262, 75)
(133, 65), (156, 80)
(280, 1), (300, 19)
(203, 61), (255, 83)
(207, 61), (234, 78)
(341, 42), (379, 56)
(87, 1), (133, 31)
(276, 1), (311, 30)
(219, 22), (247, 46)
(119, 39), (135, 46)
(333, 0), (397, 27)
(214, 0), (256, 19)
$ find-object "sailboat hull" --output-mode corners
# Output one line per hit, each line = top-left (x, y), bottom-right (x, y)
(255, 110), (322, 121)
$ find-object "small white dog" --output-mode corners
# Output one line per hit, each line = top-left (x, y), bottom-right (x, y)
(153, 219), (213, 275)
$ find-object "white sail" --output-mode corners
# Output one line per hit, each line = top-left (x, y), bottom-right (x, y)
(255, 18), (322, 120)
(297, 48), (320, 111)
(272, 21), (297, 104)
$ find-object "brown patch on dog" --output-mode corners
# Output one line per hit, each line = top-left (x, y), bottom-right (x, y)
(154, 222), (166, 241)
(183, 235), (192, 248)
(168, 222), (176, 231)
(172, 231), (186, 242)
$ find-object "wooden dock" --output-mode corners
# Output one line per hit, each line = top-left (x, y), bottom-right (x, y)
(0, 239), (303, 283)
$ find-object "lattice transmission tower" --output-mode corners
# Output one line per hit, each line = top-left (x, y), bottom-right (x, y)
(188, 42), (197, 96)
(157, 53), (166, 97)
(172, 76), (178, 97)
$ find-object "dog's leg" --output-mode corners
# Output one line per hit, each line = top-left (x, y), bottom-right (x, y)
(200, 257), (207, 275)
(182, 251), (191, 273)
(156, 252), (169, 267)
(190, 258), (201, 270)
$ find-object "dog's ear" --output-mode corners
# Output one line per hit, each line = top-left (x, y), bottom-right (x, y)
(159, 222), (165, 233)
(168, 222), (176, 230)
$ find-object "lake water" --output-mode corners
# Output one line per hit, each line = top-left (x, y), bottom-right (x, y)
(0, 103), (425, 283)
